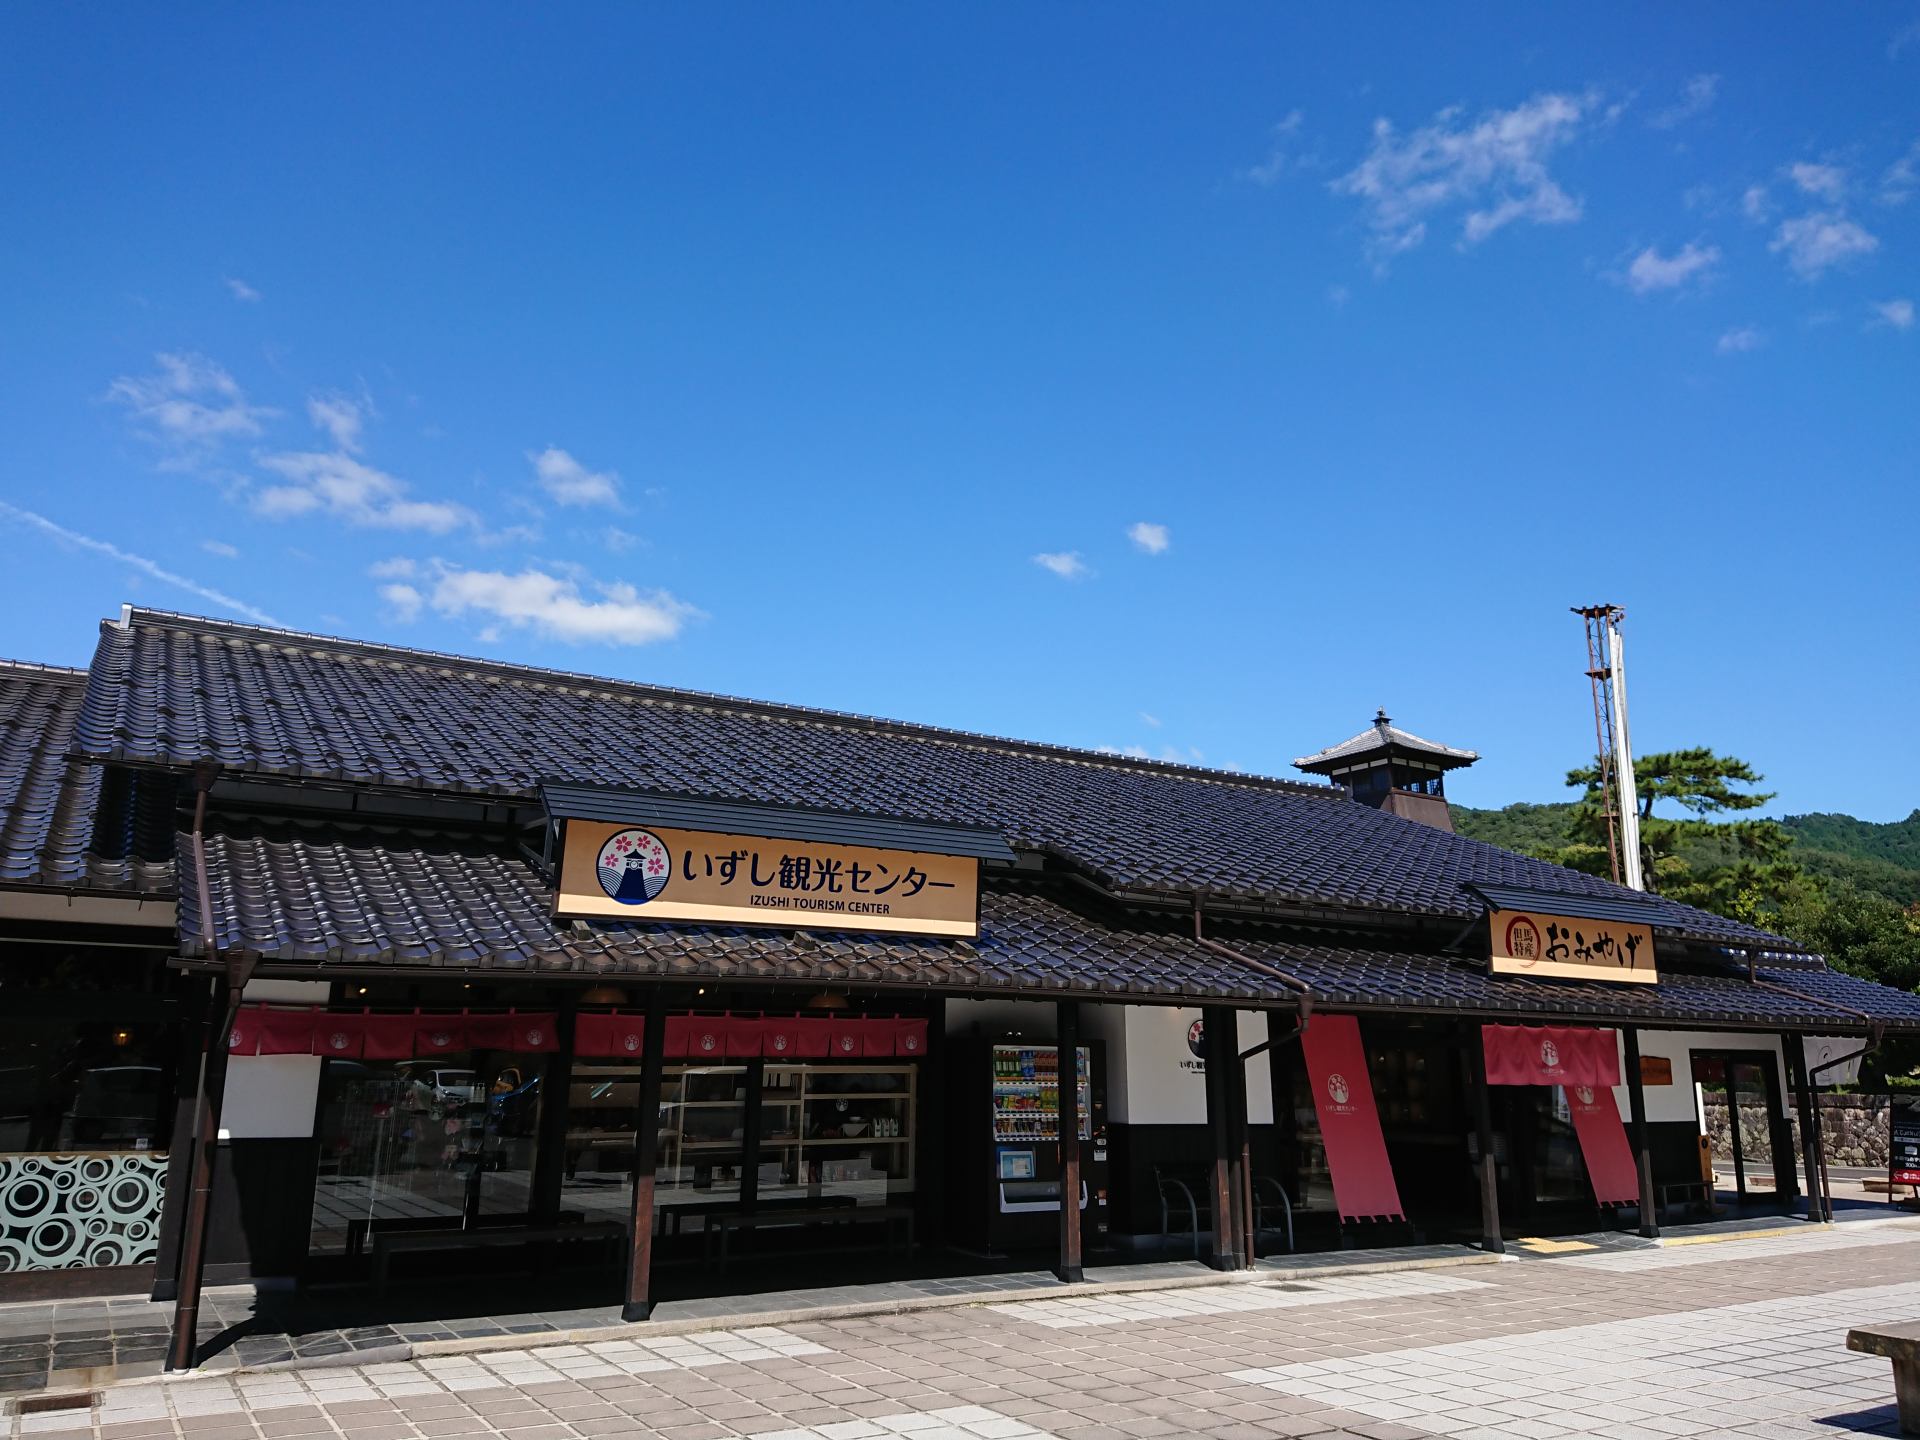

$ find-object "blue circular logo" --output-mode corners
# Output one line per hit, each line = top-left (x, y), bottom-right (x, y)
(596, 828), (671, 905)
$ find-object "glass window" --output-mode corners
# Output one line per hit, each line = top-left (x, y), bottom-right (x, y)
(0, 1022), (172, 1153)
(309, 1050), (541, 1256)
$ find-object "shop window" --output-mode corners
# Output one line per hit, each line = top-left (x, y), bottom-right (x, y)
(309, 1052), (541, 1256)
(0, 1020), (173, 1272)
(559, 1060), (917, 1240)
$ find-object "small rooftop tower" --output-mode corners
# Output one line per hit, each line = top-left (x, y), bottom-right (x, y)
(1292, 710), (1480, 831)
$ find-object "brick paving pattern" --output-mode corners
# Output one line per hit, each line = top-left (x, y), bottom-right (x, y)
(8, 1221), (1920, 1439)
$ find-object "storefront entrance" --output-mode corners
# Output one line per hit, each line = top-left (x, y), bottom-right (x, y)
(1691, 1050), (1795, 1206)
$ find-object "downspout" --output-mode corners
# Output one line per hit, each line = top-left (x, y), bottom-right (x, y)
(167, 763), (255, 1372)
(1743, 947), (1884, 1225)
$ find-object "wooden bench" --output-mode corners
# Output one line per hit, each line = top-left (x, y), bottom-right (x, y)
(346, 1210), (586, 1259)
(659, 1192), (856, 1239)
(706, 1204), (914, 1272)
(370, 1220), (624, 1296)
(1848, 1322), (1920, 1433)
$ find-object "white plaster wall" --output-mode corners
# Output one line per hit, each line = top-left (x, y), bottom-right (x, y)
(1609, 1029), (1789, 1128)
(1119, 1007), (1273, 1127)
(220, 1055), (322, 1140)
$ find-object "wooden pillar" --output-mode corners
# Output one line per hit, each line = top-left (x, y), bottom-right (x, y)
(166, 975), (243, 1372)
(1055, 1000), (1084, 1283)
(1785, 1037), (1826, 1223)
(1229, 1020), (1253, 1268)
(1467, 1025), (1504, 1255)
(530, 998), (578, 1222)
(622, 989), (670, 1321)
(1622, 1028), (1659, 1239)
(1203, 1006), (1238, 1271)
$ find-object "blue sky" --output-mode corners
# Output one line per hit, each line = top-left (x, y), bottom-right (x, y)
(2, 7), (1916, 820)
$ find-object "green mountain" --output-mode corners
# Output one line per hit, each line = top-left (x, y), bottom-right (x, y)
(1450, 802), (1920, 908)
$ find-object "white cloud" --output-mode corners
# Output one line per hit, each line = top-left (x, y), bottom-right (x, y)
(0, 501), (280, 625)
(1871, 298), (1915, 330)
(379, 583), (423, 623)
(1333, 91), (1593, 262)
(254, 451), (476, 533)
(1770, 212), (1879, 277)
(107, 352), (275, 448)
(1716, 326), (1764, 354)
(425, 565), (697, 646)
(1127, 521), (1171, 555)
(1788, 161), (1849, 202)
(1649, 73), (1718, 129)
(1095, 743), (1153, 760)
(368, 556), (418, 580)
(1139, 712), (1162, 729)
(1892, 19), (1920, 58)
(200, 539), (239, 559)
(1884, 139), (1920, 204)
(1246, 110), (1307, 185)
(603, 526), (642, 553)
(307, 393), (367, 453)
(1622, 242), (1720, 295)
(1741, 185), (1771, 222)
(225, 277), (261, 303)
(1327, 284), (1351, 308)
(530, 447), (621, 507)
(1032, 551), (1090, 580)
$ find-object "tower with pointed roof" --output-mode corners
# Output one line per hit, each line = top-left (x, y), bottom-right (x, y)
(1291, 709), (1479, 831)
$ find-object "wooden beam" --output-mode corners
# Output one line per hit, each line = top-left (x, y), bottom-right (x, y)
(1055, 1000), (1083, 1283)
(622, 989), (670, 1321)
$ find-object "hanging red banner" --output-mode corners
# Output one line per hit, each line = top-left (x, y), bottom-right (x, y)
(892, 1018), (928, 1058)
(762, 1018), (802, 1060)
(259, 1009), (316, 1055)
(361, 1013), (417, 1060)
(1482, 1025), (1620, 1088)
(1300, 1015), (1404, 1221)
(726, 1017), (765, 1058)
(414, 1016), (468, 1056)
(227, 1008), (264, 1056)
(574, 1013), (614, 1056)
(313, 1014), (366, 1059)
(1567, 1083), (1639, 1205)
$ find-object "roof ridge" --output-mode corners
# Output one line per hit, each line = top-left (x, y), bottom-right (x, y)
(0, 659), (88, 682)
(113, 608), (1341, 801)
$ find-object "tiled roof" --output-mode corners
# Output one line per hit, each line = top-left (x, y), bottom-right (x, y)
(178, 824), (1920, 1032)
(183, 825), (1274, 1002)
(0, 660), (171, 893)
(80, 610), (1787, 951)
(1292, 709), (1480, 771)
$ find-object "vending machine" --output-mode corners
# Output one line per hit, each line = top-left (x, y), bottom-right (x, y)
(954, 1041), (1109, 1253)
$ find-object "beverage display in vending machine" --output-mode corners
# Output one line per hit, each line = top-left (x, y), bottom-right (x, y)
(953, 1040), (1108, 1252)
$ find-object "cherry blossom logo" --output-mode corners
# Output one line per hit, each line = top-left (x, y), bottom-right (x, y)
(1540, 1039), (1561, 1070)
(901, 1031), (920, 1053)
(771, 1033), (790, 1053)
(622, 1033), (641, 1053)
(699, 1031), (718, 1053)
(429, 1030), (453, 1049)
(1186, 1018), (1206, 1059)
(1327, 1073), (1350, 1106)
(523, 1026), (546, 1048)
(1575, 1085), (1595, 1105)
(596, 828), (671, 905)
(228, 1028), (244, 1051)
(839, 1035), (857, 1053)
(327, 1031), (351, 1051)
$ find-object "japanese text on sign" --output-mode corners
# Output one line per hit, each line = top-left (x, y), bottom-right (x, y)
(1488, 908), (1658, 985)
(555, 819), (979, 938)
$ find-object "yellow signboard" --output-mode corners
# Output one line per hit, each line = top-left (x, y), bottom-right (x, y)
(555, 819), (979, 938)
(1488, 909), (1657, 985)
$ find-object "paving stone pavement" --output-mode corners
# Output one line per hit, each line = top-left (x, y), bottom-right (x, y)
(9, 1222), (1920, 1439)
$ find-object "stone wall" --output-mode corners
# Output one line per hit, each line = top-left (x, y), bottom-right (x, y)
(1701, 1092), (1889, 1169)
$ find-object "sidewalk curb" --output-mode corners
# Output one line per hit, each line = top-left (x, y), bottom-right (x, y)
(178, 1248), (1503, 1382)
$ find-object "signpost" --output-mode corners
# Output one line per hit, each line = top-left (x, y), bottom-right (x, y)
(1487, 908), (1657, 985)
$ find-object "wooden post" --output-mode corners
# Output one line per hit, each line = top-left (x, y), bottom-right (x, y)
(1468, 1025), (1504, 1255)
(1785, 1037), (1826, 1223)
(1055, 1000), (1083, 1283)
(529, 998), (577, 1222)
(1233, 1027), (1254, 1267)
(1204, 1007), (1237, 1271)
(166, 974), (243, 1372)
(1623, 1028), (1659, 1238)
(622, 990), (670, 1321)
